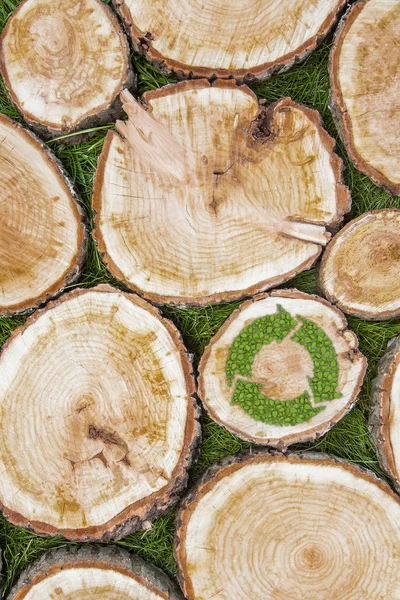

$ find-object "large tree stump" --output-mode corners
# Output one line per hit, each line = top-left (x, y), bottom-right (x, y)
(93, 82), (350, 305)
(176, 452), (400, 600)
(320, 209), (400, 320)
(0, 0), (132, 139)
(330, 0), (400, 195)
(0, 285), (200, 541)
(198, 290), (366, 449)
(113, 0), (346, 80)
(0, 115), (85, 316)
(7, 546), (184, 599)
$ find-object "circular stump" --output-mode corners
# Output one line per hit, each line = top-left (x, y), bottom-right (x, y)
(0, 115), (85, 316)
(320, 209), (400, 320)
(330, 0), (400, 194)
(7, 546), (184, 599)
(0, 0), (132, 138)
(93, 81), (350, 305)
(0, 285), (200, 541)
(198, 290), (366, 448)
(176, 452), (400, 600)
(114, 0), (346, 80)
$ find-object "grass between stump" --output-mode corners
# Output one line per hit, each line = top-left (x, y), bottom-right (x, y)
(0, 1), (400, 594)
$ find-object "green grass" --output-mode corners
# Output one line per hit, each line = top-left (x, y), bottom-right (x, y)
(0, 2), (400, 595)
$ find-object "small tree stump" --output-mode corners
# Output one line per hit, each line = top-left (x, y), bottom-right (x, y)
(198, 290), (366, 448)
(176, 452), (400, 600)
(320, 209), (400, 320)
(0, 115), (85, 316)
(0, 285), (200, 541)
(0, 0), (132, 139)
(93, 82), (350, 305)
(7, 546), (184, 599)
(330, 0), (400, 194)
(113, 0), (346, 80)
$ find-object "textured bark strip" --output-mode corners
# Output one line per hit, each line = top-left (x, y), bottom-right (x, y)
(93, 80), (350, 306)
(0, 285), (200, 541)
(8, 546), (184, 599)
(176, 451), (400, 600)
(330, 0), (400, 195)
(0, 0), (134, 139)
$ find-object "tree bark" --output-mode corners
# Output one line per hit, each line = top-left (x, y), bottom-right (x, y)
(0, 285), (200, 541)
(176, 451), (400, 600)
(320, 209), (400, 320)
(93, 81), (350, 306)
(0, 114), (86, 317)
(113, 0), (346, 81)
(330, 0), (400, 195)
(7, 545), (184, 599)
(0, 0), (134, 140)
(198, 289), (366, 449)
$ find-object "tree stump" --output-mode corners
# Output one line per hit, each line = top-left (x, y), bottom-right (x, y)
(0, 285), (200, 541)
(198, 290), (366, 448)
(0, 0), (132, 139)
(330, 0), (400, 195)
(320, 210), (400, 320)
(93, 82), (350, 305)
(0, 115), (85, 316)
(7, 546), (184, 599)
(176, 452), (400, 600)
(370, 335), (400, 493)
(113, 0), (346, 80)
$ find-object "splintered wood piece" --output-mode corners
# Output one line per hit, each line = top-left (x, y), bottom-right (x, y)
(330, 0), (400, 195)
(320, 210), (400, 320)
(7, 546), (184, 599)
(198, 290), (366, 448)
(0, 115), (85, 316)
(93, 81), (350, 305)
(0, 285), (200, 541)
(0, 0), (132, 139)
(113, 0), (346, 80)
(175, 452), (400, 600)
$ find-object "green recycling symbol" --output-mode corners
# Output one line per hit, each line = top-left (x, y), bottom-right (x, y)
(226, 305), (342, 426)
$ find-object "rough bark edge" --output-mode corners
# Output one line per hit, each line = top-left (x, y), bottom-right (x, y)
(7, 545), (184, 599)
(330, 0), (400, 196)
(0, 113), (87, 318)
(0, 0), (136, 142)
(0, 284), (202, 542)
(370, 335), (400, 493)
(113, 0), (346, 82)
(319, 209), (400, 320)
(197, 289), (367, 450)
(175, 449), (399, 600)
(92, 80), (350, 306)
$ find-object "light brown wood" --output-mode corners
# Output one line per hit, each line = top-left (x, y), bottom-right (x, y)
(0, 114), (85, 316)
(93, 81), (350, 305)
(330, 0), (400, 195)
(8, 546), (184, 600)
(176, 452), (400, 600)
(0, 0), (132, 138)
(198, 289), (366, 449)
(320, 209), (400, 320)
(114, 0), (346, 80)
(0, 285), (200, 541)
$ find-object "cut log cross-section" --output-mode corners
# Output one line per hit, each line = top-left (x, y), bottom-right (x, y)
(330, 0), (400, 194)
(93, 81), (350, 305)
(7, 546), (184, 600)
(0, 0), (132, 138)
(176, 452), (400, 600)
(198, 290), (366, 448)
(0, 285), (200, 541)
(114, 0), (346, 80)
(0, 114), (85, 316)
